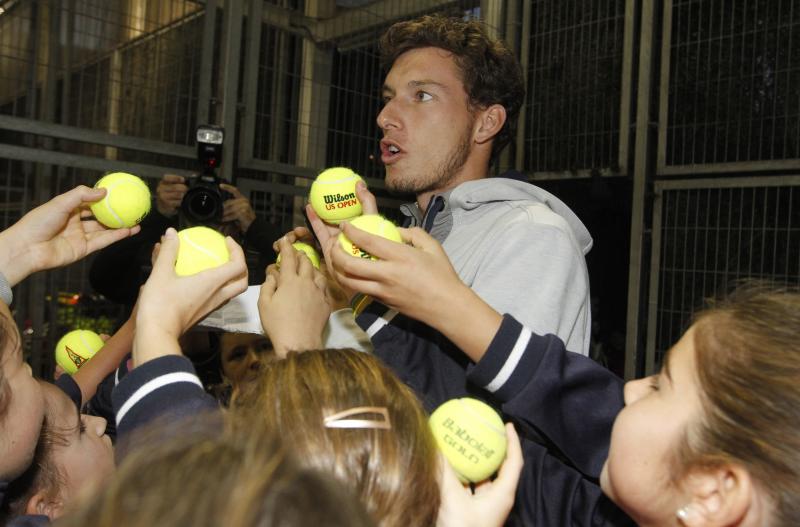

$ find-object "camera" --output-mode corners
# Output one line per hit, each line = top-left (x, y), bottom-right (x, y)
(180, 125), (231, 226)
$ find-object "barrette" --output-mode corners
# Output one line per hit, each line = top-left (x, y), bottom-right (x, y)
(323, 406), (392, 430)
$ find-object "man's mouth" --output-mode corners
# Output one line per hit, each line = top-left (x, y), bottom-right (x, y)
(380, 140), (404, 164)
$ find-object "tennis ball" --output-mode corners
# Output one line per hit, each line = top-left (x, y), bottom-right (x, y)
(337, 214), (402, 260)
(90, 172), (151, 228)
(276, 242), (321, 269)
(309, 167), (364, 224)
(55, 329), (104, 375)
(429, 398), (507, 483)
(175, 226), (230, 276)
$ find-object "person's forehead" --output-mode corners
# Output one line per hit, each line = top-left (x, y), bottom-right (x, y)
(42, 382), (75, 426)
(385, 47), (464, 88)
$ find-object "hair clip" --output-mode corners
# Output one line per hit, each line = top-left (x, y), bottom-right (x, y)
(324, 406), (392, 430)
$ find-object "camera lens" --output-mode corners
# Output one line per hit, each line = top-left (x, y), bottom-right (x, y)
(182, 182), (223, 224)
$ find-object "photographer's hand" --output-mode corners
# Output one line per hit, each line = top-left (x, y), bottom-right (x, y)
(220, 183), (256, 233)
(156, 174), (188, 217)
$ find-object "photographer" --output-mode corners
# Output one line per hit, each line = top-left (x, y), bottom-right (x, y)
(89, 173), (281, 311)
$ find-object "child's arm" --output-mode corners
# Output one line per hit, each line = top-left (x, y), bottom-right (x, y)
(329, 224), (624, 478)
(71, 316), (135, 406)
(133, 228), (248, 367)
(0, 185), (139, 290)
(329, 223), (502, 363)
(112, 228), (248, 440)
(258, 237), (331, 357)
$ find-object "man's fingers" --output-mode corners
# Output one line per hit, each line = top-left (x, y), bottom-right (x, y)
(162, 174), (185, 184)
(219, 183), (245, 199)
(305, 204), (335, 246)
(339, 221), (404, 261)
(356, 181), (379, 215)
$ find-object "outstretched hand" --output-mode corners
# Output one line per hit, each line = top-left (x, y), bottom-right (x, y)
(0, 185), (140, 286)
(329, 224), (462, 323)
(329, 224), (503, 363)
(258, 237), (331, 358)
(437, 423), (524, 527)
(134, 228), (248, 366)
(304, 181), (378, 301)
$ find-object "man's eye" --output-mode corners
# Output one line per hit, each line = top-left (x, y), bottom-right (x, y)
(415, 91), (432, 102)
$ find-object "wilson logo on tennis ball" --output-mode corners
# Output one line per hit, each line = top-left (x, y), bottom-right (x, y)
(322, 192), (357, 209)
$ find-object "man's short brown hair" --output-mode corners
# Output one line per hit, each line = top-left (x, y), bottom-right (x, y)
(380, 15), (525, 163)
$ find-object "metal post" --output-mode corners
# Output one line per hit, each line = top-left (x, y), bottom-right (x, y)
(624, 0), (658, 380)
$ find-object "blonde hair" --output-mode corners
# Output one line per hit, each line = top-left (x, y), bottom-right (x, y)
(676, 285), (800, 526)
(233, 349), (440, 527)
(58, 415), (373, 527)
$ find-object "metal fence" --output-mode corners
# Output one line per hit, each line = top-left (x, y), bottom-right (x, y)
(640, 0), (800, 373)
(2, 0), (799, 379)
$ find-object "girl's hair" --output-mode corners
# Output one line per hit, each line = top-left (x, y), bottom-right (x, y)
(58, 416), (373, 527)
(676, 285), (800, 526)
(233, 349), (441, 527)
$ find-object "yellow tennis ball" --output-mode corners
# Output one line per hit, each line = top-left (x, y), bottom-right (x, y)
(309, 167), (364, 224)
(429, 398), (507, 483)
(175, 226), (230, 276)
(55, 329), (104, 375)
(90, 172), (151, 228)
(337, 214), (402, 260)
(276, 242), (321, 269)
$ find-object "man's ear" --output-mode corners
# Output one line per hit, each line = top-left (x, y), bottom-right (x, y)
(677, 465), (752, 526)
(25, 491), (63, 519)
(473, 104), (507, 144)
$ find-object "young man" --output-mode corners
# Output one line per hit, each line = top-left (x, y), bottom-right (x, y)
(313, 15), (593, 409)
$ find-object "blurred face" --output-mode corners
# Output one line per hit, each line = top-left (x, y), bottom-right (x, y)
(600, 326), (703, 526)
(41, 382), (114, 511)
(377, 47), (476, 196)
(219, 333), (273, 390)
(0, 302), (45, 480)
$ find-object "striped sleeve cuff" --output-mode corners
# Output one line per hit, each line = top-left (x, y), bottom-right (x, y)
(112, 355), (205, 430)
(467, 314), (557, 401)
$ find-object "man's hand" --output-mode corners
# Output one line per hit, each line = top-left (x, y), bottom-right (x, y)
(220, 183), (257, 233)
(304, 181), (378, 303)
(437, 423), (524, 527)
(134, 228), (248, 366)
(0, 185), (140, 286)
(155, 174), (188, 217)
(258, 237), (331, 358)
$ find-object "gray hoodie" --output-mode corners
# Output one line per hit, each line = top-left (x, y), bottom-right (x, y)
(401, 176), (593, 355)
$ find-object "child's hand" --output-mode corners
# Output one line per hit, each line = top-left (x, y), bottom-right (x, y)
(258, 237), (331, 358)
(0, 185), (140, 286)
(436, 423), (523, 527)
(134, 228), (248, 366)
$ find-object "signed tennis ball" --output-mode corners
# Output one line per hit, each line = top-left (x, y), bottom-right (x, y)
(175, 226), (230, 276)
(55, 329), (104, 375)
(309, 167), (364, 224)
(429, 398), (507, 483)
(276, 242), (321, 269)
(90, 172), (151, 228)
(337, 214), (402, 260)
